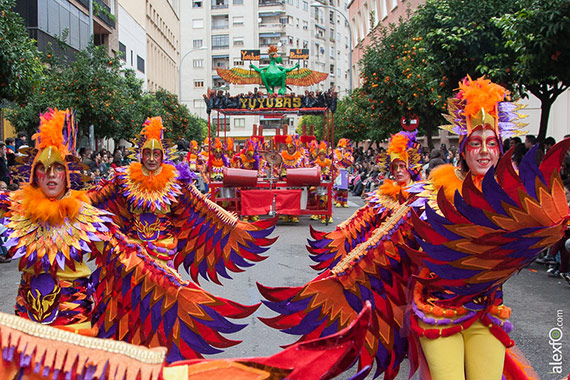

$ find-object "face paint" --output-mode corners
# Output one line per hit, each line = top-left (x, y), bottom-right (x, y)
(142, 148), (163, 172)
(391, 159), (411, 185)
(287, 145), (296, 155)
(464, 127), (500, 177)
(35, 163), (66, 199)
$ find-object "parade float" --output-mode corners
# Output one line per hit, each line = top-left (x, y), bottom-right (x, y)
(202, 46), (337, 223)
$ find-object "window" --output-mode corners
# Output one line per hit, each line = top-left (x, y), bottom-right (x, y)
(212, 34), (229, 49)
(118, 42), (126, 60)
(296, 0), (299, 6)
(233, 59), (244, 66)
(329, 11), (334, 23)
(303, 40), (308, 48)
(192, 0), (202, 7)
(194, 80), (205, 88)
(233, 16), (244, 25)
(233, 37), (244, 46)
(234, 118), (245, 128)
(303, 0), (308, 10)
(279, 17), (288, 24)
(303, 20), (308, 30)
(137, 55), (145, 73)
(192, 19), (204, 28)
(330, 28), (335, 40)
(329, 64), (334, 74)
(193, 59), (204, 68)
(193, 39), (204, 48)
(233, 0), (244, 4)
(330, 47), (334, 57)
(193, 99), (205, 108)
(296, 18), (299, 28)
(212, 14), (229, 29)
(212, 0), (228, 8)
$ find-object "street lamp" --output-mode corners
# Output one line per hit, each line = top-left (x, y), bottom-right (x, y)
(310, 2), (353, 93)
(178, 46), (209, 103)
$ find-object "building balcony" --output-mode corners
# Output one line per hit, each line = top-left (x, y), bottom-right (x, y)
(77, 0), (115, 29)
(212, 24), (229, 29)
(259, 0), (285, 7)
(259, 23), (286, 30)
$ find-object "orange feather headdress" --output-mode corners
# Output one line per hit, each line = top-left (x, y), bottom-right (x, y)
(377, 130), (422, 181)
(13, 108), (90, 190)
(440, 75), (527, 153)
(129, 116), (176, 163)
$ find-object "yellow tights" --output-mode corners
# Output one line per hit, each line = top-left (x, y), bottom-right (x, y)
(419, 320), (506, 380)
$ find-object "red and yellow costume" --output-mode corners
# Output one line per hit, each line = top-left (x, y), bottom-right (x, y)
(1, 109), (264, 365)
(279, 134), (306, 223)
(333, 138), (353, 207)
(186, 140), (203, 172)
(259, 77), (559, 380)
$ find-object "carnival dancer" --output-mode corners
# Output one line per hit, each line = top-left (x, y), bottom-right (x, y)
(333, 138), (353, 207)
(89, 116), (277, 284)
(278, 134), (307, 223)
(226, 137), (239, 168)
(206, 137), (229, 182)
(311, 141), (334, 223)
(186, 139), (206, 191)
(1, 109), (262, 363)
(258, 76), (561, 379)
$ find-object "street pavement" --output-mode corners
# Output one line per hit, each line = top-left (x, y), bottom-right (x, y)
(0, 194), (568, 379)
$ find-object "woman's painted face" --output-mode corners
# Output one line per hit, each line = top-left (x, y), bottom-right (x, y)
(35, 163), (66, 199)
(142, 148), (163, 172)
(464, 127), (500, 177)
(391, 159), (411, 185)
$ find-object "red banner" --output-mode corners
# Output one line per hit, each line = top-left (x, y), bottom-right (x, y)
(241, 189), (301, 216)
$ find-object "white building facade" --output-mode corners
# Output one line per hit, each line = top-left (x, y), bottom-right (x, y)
(180, 0), (352, 141)
(118, 4), (148, 90)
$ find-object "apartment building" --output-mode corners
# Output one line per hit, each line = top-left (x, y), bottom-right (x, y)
(15, 0), (118, 57)
(180, 0), (352, 139)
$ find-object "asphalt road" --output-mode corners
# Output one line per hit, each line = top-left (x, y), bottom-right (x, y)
(0, 195), (568, 379)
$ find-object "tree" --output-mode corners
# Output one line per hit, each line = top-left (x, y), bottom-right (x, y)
(0, 0), (43, 104)
(333, 90), (378, 143)
(144, 89), (206, 142)
(494, 0), (570, 142)
(297, 115), (324, 140)
(359, 14), (445, 148)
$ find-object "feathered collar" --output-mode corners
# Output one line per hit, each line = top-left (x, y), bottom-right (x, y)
(281, 150), (303, 162)
(117, 162), (182, 212)
(314, 157), (331, 167)
(5, 185), (114, 274)
(428, 164), (464, 204)
(14, 185), (87, 226)
(378, 178), (408, 201)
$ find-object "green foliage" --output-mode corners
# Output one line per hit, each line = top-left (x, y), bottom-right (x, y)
(333, 90), (380, 143)
(0, 0), (43, 103)
(144, 89), (205, 142)
(358, 0), (570, 146)
(297, 115), (324, 140)
(6, 40), (205, 143)
(359, 15), (444, 147)
(493, 0), (570, 140)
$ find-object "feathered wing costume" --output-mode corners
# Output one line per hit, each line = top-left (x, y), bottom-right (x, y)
(308, 131), (422, 271)
(258, 77), (564, 379)
(3, 109), (261, 364)
(0, 302), (371, 380)
(88, 117), (278, 284)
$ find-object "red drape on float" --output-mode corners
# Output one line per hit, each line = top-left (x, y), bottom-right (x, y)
(241, 189), (302, 216)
